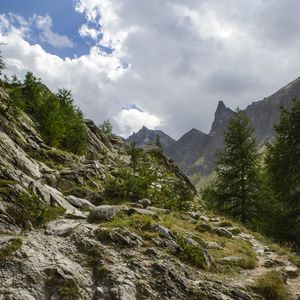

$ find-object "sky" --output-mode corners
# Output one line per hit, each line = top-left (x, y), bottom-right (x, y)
(1, 0), (300, 139)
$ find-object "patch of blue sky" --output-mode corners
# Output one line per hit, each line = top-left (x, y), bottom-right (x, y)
(123, 104), (143, 112)
(0, 0), (113, 59)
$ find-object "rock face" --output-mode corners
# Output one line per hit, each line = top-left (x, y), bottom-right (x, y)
(126, 126), (175, 150)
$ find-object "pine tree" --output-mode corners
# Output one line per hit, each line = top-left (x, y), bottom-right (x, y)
(214, 110), (260, 224)
(265, 100), (300, 246)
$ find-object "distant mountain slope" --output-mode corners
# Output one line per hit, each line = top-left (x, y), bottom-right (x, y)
(165, 128), (211, 174)
(191, 76), (300, 183)
(126, 76), (300, 188)
(126, 126), (175, 150)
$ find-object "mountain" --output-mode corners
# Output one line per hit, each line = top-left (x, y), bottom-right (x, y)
(167, 77), (300, 185)
(194, 77), (300, 179)
(165, 128), (211, 174)
(126, 126), (175, 150)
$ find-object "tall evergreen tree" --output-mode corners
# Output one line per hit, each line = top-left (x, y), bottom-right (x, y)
(214, 110), (260, 224)
(265, 100), (300, 246)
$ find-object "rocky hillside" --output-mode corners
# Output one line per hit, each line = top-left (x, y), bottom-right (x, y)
(0, 86), (300, 299)
(126, 126), (175, 151)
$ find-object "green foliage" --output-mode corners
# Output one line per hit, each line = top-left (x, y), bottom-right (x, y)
(104, 144), (193, 209)
(265, 100), (300, 247)
(56, 88), (88, 154)
(104, 145), (155, 203)
(18, 73), (88, 154)
(251, 271), (290, 300)
(176, 236), (206, 269)
(7, 192), (65, 228)
(45, 269), (81, 300)
(0, 238), (22, 261)
(22, 72), (43, 118)
(99, 119), (113, 135)
(206, 110), (260, 224)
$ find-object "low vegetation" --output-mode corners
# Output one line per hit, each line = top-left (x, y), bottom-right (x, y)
(1, 71), (88, 155)
(0, 238), (22, 261)
(251, 271), (290, 300)
(45, 269), (81, 300)
(103, 145), (194, 210)
(7, 192), (65, 229)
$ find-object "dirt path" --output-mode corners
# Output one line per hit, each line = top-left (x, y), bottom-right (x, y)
(235, 233), (300, 299)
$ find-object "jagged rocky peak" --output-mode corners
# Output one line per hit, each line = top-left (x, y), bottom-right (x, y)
(209, 100), (234, 137)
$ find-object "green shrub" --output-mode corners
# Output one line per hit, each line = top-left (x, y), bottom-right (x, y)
(7, 192), (65, 228)
(177, 236), (206, 269)
(0, 238), (22, 260)
(45, 269), (81, 300)
(251, 271), (290, 300)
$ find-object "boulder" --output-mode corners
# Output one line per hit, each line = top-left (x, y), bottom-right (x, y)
(137, 198), (152, 208)
(147, 206), (169, 214)
(128, 207), (157, 217)
(152, 224), (175, 239)
(206, 241), (223, 250)
(89, 205), (125, 221)
(214, 227), (233, 238)
(283, 266), (299, 278)
(196, 223), (212, 232)
(65, 195), (95, 210)
(45, 219), (79, 236)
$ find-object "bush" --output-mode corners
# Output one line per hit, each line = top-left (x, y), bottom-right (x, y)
(0, 238), (22, 260)
(45, 269), (81, 300)
(7, 192), (65, 228)
(251, 271), (290, 300)
(177, 236), (206, 269)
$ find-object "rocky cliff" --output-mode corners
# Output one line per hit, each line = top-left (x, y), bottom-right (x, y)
(0, 86), (299, 299)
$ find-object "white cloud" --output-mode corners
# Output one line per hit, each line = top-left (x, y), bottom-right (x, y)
(34, 14), (74, 48)
(79, 24), (99, 40)
(2, 1), (300, 139)
(116, 108), (162, 137)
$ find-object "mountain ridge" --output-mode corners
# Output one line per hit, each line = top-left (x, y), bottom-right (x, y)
(127, 75), (300, 186)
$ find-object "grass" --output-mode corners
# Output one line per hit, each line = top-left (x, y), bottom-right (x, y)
(206, 234), (256, 273)
(251, 271), (291, 300)
(0, 238), (22, 260)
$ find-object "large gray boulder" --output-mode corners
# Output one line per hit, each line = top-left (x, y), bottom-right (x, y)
(89, 205), (125, 221)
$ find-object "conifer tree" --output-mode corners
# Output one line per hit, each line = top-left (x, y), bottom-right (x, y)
(265, 100), (300, 246)
(214, 110), (260, 224)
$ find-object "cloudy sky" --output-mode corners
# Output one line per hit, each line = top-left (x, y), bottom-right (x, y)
(1, 0), (300, 139)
